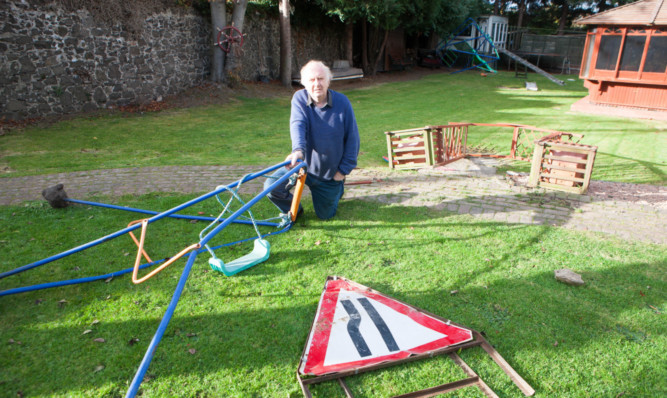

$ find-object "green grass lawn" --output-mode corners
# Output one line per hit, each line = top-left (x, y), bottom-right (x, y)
(1, 70), (666, 397)
(1, 70), (665, 184)
(1, 195), (665, 397)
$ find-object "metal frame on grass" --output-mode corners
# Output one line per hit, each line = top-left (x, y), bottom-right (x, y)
(0, 160), (307, 398)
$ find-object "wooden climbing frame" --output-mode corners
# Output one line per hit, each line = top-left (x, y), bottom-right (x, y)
(528, 137), (597, 194)
(385, 122), (586, 168)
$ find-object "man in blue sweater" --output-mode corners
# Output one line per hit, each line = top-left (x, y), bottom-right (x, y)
(264, 60), (360, 220)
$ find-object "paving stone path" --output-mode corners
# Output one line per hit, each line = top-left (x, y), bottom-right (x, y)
(1, 159), (665, 244)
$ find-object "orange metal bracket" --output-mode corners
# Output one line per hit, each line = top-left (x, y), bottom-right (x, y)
(128, 219), (153, 264)
(129, 219), (201, 284)
(289, 169), (307, 222)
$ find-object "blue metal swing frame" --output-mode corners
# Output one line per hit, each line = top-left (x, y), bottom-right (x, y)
(0, 160), (306, 397)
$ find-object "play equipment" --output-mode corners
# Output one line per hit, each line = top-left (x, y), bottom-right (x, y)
(385, 123), (597, 194)
(498, 47), (565, 86)
(528, 134), (597, 194)
(437, 17), (565, 86)
(0, 160), (307, 397)
(436, 18), (501, 74)
(200, 173), (283, 276)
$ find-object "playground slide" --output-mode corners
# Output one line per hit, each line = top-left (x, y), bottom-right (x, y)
(498, 47), (564, 86)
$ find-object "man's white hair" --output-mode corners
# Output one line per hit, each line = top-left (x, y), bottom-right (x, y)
(300, 60), (333, 83)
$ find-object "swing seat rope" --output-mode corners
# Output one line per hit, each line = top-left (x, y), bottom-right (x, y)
(201, 173), (273, 276)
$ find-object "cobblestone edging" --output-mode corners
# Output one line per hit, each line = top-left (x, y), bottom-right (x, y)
(1, 161), (665, 245)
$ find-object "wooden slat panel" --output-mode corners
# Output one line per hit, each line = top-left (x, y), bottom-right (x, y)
(540, 173), (585, 183)
(543, 154), (589, 164)
(541, 163), (587, 173)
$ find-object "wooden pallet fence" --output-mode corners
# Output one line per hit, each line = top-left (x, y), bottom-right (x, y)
(528, 139), (597, 194)
(431, 124), (469, 165)
(384, 127), (434, 169)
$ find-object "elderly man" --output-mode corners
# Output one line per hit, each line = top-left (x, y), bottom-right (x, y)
(264, 60), (360, 220)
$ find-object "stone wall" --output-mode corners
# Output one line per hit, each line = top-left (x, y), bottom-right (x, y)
(0, 1), (345, 121)
(1, 1), (210, 120)
(237, 11), (345, 82)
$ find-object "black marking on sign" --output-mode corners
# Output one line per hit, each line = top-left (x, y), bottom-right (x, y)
(357, 297), (400, 352)
(340, 299), (371, 357)
(340, 298), (400, 357)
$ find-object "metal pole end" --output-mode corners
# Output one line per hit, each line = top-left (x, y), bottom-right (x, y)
(42, 183), (69, 208)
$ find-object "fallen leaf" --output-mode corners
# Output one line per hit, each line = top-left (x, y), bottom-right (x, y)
(186, 333), (197, 337)
(105, 276), (113, 283)
(8, 339), (14, 344)
(93, 365), (104, 373)
(190, 220), (198, 224)
(553, 340), (558, 347)
(82, 329), (93, 335)
(450, 290), (459, 295)
(315, 240), (321, 246)
(128, 337), (140, 346)
(34, 299), (44, 305)
(93, 338), (105, 343)
(58, 299), (68, 307)
(188, 348), (196, 355)
(91, 319), (100, 325)
(197, 211), (205, 215)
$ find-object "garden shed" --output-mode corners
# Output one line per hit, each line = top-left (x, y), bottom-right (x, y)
(576, 0), (667, 110)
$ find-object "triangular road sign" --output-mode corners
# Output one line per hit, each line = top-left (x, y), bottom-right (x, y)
(299, 276), (473, 376)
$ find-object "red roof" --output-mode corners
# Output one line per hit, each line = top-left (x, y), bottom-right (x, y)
(575, 0), (667, 26)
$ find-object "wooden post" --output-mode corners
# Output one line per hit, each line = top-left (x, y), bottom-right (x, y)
(528, 142), (544, 187)
(385, 132), (395, 169)
(581, 146), (597, 192)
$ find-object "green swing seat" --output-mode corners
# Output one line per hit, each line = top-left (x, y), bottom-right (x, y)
(209, 238), (271, 276)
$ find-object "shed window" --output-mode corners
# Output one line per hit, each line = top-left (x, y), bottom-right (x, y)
(619, 35), (646, 71)
(643, 36), (667, 73)
(595, 35), (621, 70)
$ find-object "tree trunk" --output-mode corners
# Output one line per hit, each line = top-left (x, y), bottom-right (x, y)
(367, 27), (388, 76)
(361, 19), (369, 73)
(210, 0), (226, 83)
(494, 0), (500, 15)
(224, 0), (249, 76)
(345, 23), (353, 64)
(279, 0), (292, 87)
(517, 0), (526, 28)
(557, 1), (569, 35)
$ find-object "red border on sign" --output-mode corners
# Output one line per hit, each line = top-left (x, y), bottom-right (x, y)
(300, 278), (473, 376)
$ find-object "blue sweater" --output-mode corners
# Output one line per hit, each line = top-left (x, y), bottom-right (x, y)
(290, 89), (360, 180)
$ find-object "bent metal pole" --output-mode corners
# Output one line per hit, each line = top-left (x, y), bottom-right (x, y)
(125, 162), (306, 397)
(0, 161), (294, 280)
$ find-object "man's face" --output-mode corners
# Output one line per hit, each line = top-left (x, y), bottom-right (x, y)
(304, 65), (330, 105)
